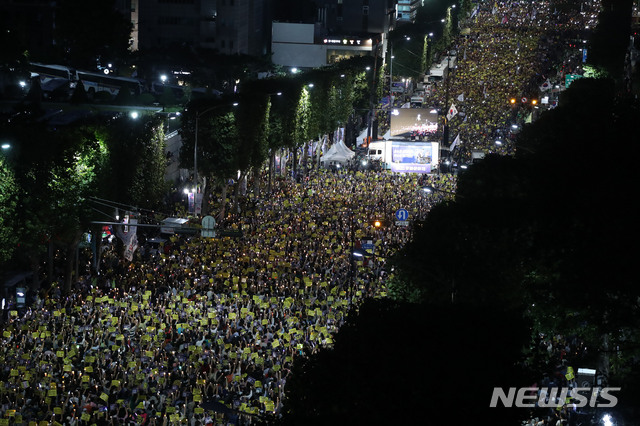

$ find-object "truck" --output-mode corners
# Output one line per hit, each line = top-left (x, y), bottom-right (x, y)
(410, 94), (425, 108)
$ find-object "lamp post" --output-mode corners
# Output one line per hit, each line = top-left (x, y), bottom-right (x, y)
(421, 185), (457, 197)
(366, 38), (381, 152)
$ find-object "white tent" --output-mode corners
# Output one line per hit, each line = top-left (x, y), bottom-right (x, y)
(320, 140), (355, 167)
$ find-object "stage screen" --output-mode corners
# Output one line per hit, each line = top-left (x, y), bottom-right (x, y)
(389, 108), (439, 139)
(390, 142), (433, 173)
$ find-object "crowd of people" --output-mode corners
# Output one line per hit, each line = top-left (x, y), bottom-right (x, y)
(418, 0), (602, 164)
(0, 1), (609, 424)
(0, 170), (456, 424)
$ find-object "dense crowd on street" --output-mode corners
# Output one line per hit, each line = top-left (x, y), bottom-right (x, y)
(421, 0), (602, 163)
(0, 170), (456, 424)
(0, 1), (608, 424)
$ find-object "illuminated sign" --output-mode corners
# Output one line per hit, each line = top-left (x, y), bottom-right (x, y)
(389, 109), (439, 138)
(390, 142), (433, 174)
(321, 37), (372, 47)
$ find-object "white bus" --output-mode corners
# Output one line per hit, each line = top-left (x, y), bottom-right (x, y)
(29, 63), (78, 87)
(76, 71), (143, 99)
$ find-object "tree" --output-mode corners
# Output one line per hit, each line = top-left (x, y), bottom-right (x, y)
(586, 0), (633, 83)
(0, 155), (18, 266)
(180, 101), (240, 219)
(280, 299), (532, 425)
(389, 78), (640, 419)
(234, 92), (270, 201)
(99, 115), (168, 209)
(293, 86), (312, 177)
(48, 124), (108, 292)
(1, 115), (108, 289)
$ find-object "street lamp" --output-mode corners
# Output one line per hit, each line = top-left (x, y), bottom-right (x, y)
(421, 185), (457, 197)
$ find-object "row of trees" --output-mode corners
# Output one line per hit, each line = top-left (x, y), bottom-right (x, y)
(0, 108), (168, 292)
(178, 57), (376, 218)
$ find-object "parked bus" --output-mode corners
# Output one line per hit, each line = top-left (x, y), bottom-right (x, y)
(29, 63), (77, 85)
(76, 71), (143, 99)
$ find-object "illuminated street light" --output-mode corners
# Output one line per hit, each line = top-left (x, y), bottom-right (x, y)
(1, 143), (11, 150)
(421, 185), (458, 197)
(130, 111), (139, 119)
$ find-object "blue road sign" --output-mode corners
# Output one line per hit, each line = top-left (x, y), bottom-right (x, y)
(395, 209), (409, 221)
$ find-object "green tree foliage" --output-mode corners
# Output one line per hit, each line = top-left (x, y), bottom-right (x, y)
(294, 87), (312, 148)
(1, 116), (107, 286)
(0, 155), (18, 265)
(587, 0), (634, 83)
(280, 299), (531, 425)
(179, 101), (240, 181)
(159, 86), (177, 109)
(99, 115), (168, 209)
(235, 93), (270, 173)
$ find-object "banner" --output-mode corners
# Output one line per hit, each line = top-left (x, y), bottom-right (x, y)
(390, 142), (433, 174)
(446, 103), (458, 121)
(450, 134), (461, 151)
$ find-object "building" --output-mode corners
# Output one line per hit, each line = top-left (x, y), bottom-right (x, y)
(272, 22), (377, 69)
(396, 0), (422, 24)
(0, 0), (56, 61)
(115, 0), (270, 56)
(316, 0), (396, 36)
(271, 0), (396, 70)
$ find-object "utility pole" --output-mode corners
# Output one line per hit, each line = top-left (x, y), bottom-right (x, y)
(389, 42), (393, 98)
(366, 38), (380, 154)
(442, 55), (451, 149)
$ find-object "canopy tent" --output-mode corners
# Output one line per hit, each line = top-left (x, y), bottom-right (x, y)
(320, 140), (355, 167)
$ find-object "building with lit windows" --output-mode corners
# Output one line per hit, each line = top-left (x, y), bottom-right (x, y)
(271, 0), (396, 70)
(396, 0), (422, 24)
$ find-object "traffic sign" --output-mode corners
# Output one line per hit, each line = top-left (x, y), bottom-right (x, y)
(565, 74), (582, 88)
(395, 209), (409, 221)
(395, 221), (409, 227)
(201, 215), (216, 238)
